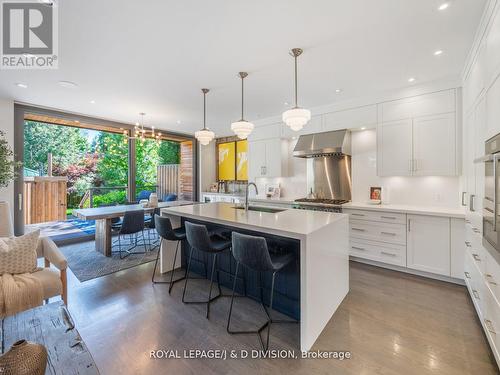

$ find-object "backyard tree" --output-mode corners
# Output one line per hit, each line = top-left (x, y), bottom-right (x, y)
(24, 121), (88, 173)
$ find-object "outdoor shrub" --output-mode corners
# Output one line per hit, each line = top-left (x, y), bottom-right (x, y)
(92, 190), (127, 207)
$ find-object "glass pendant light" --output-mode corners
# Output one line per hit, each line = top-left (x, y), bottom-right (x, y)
(282, 48), (311, 131)
(195, 88), (215, 146)
(231, 72), (254, 139)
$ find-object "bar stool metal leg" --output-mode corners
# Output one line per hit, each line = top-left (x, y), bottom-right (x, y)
(226, 262), (271, 351)
(182, 248), (222, 317)
(151, 240), (186, 293)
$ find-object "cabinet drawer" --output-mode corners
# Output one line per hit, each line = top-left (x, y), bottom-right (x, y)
(344, 209), (406, 224)
(350, 239), (406, 267)
(466, 251), (486, 317)
(350, 220), (406, 245)
(485, 249), (500, 305)
(485, 290), (500, 360)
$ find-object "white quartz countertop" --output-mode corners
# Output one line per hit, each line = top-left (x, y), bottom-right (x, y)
(343, 202), (466, 218)
(161, 202), (347, 240)
(201, 191), (244, 197)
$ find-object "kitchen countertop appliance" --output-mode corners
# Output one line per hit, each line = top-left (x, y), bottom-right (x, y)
(293, 129), (352, 212)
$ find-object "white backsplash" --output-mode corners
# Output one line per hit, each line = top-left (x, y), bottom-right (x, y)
(257, 129), (461, 207)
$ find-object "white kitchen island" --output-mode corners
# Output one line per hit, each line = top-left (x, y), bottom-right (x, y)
(160, 202), (349, 351)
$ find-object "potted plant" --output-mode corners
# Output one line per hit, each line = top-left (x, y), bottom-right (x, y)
(0, 130), (21, 237)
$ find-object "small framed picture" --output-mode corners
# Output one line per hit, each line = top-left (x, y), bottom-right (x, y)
(370, 187), (382, 203)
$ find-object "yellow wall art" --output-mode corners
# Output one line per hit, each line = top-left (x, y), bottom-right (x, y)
(218, 142), (236, 181)
(236, 140), (248, 181)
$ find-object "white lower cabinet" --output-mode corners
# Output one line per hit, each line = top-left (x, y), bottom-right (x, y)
(407, 214), (451, 276)
(463, 223), (500, 367)
(345, 209), (464, 280)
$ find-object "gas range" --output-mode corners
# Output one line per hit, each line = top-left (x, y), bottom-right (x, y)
(292, 198), (350, 212)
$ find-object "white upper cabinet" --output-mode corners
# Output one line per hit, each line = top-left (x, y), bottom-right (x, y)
(377, 89), (458, 177)
(248, 139), (267, 182)
(281, 115), (322, 139)
(377, 119), (413, 176)
(248, 123), (281, 142)
(407, 214), (451, 276)
(379, 90), (456, 123)
(323, 105), (377, 132)
(413, 113), (456, 176)
(486, 74), (500, 139)
(486, 8), (500, 86)
(248, 138), (289, 182)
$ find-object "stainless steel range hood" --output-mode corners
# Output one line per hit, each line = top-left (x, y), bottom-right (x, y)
(293, 129), (351, 158)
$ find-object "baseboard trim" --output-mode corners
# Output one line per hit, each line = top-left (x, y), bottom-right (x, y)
(350, 256), (465, 285)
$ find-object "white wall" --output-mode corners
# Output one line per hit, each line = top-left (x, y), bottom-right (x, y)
(197, 142), (216, 198)
(0, 99), (15, 215)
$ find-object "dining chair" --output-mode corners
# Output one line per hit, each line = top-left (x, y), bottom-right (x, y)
(112, 210), (150, 259)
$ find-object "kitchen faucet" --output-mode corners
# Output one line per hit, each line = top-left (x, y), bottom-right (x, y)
(245, 182), (258, 211)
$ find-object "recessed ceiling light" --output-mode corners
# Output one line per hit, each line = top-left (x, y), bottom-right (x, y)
(408, 77), (416, 83)
(361, 127), (366, 130)
(74, 120), (80, 123)
(15, 83), (28, 88)
(438, 2), (449, 10)
(58, 80), (78, 89)
(335, 89), (342, 93)
(434, 50), (443, 56)
(90, 100), (96, 104)
(176, 120), (181, 124)
(284, 102), (289, 106)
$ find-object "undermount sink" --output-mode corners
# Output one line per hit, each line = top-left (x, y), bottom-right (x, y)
(233, 206), (286, 214)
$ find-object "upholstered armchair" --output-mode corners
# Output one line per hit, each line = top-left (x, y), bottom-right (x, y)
(35, 236), (68, 304)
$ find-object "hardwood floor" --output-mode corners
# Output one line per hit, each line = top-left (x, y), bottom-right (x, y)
(61, 259), (499, 375)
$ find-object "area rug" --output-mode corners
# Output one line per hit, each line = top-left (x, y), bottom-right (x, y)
(59, 239), (158, 282)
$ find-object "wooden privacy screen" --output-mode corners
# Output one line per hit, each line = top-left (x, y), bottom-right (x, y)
(157, 164), (180, 198)
(24, 176), (68, 224)
(180, 141), (193, 200)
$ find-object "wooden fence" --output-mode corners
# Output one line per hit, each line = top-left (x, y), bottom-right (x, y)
(157, 164), (180, 199)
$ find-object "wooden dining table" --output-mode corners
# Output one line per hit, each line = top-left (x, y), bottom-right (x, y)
(73, 200), (194, 256)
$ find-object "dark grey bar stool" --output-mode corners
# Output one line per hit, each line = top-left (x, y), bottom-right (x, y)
(227, 232), (297, 350)
(183, 221), (231, 319)
(152, 214), (187, 294)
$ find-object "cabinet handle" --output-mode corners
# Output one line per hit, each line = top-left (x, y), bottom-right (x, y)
(470, 194), (476, 212)
(381, 216), (396, 220)
(465, 241), (471, 247)
(408, 219), (411, 232)
(381, 251), (397, 257)
(352, 246), (366, 251)
(381, 232), (397, 236)
(473, 228), (480, 233)
(485, 274), (498, 285)
(485, 319), (497, 334)
(472, 289), (480, 299)
(465, 219), (471, 224)
(464, 271), (471, 279)
(461, 192), (467, 206)
(351, 213), (365, 217)
(472, 253), (481, 262)
(351, 228), (365, 232)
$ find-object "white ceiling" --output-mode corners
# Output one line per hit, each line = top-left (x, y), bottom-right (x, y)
(0, 0), (487, 136)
